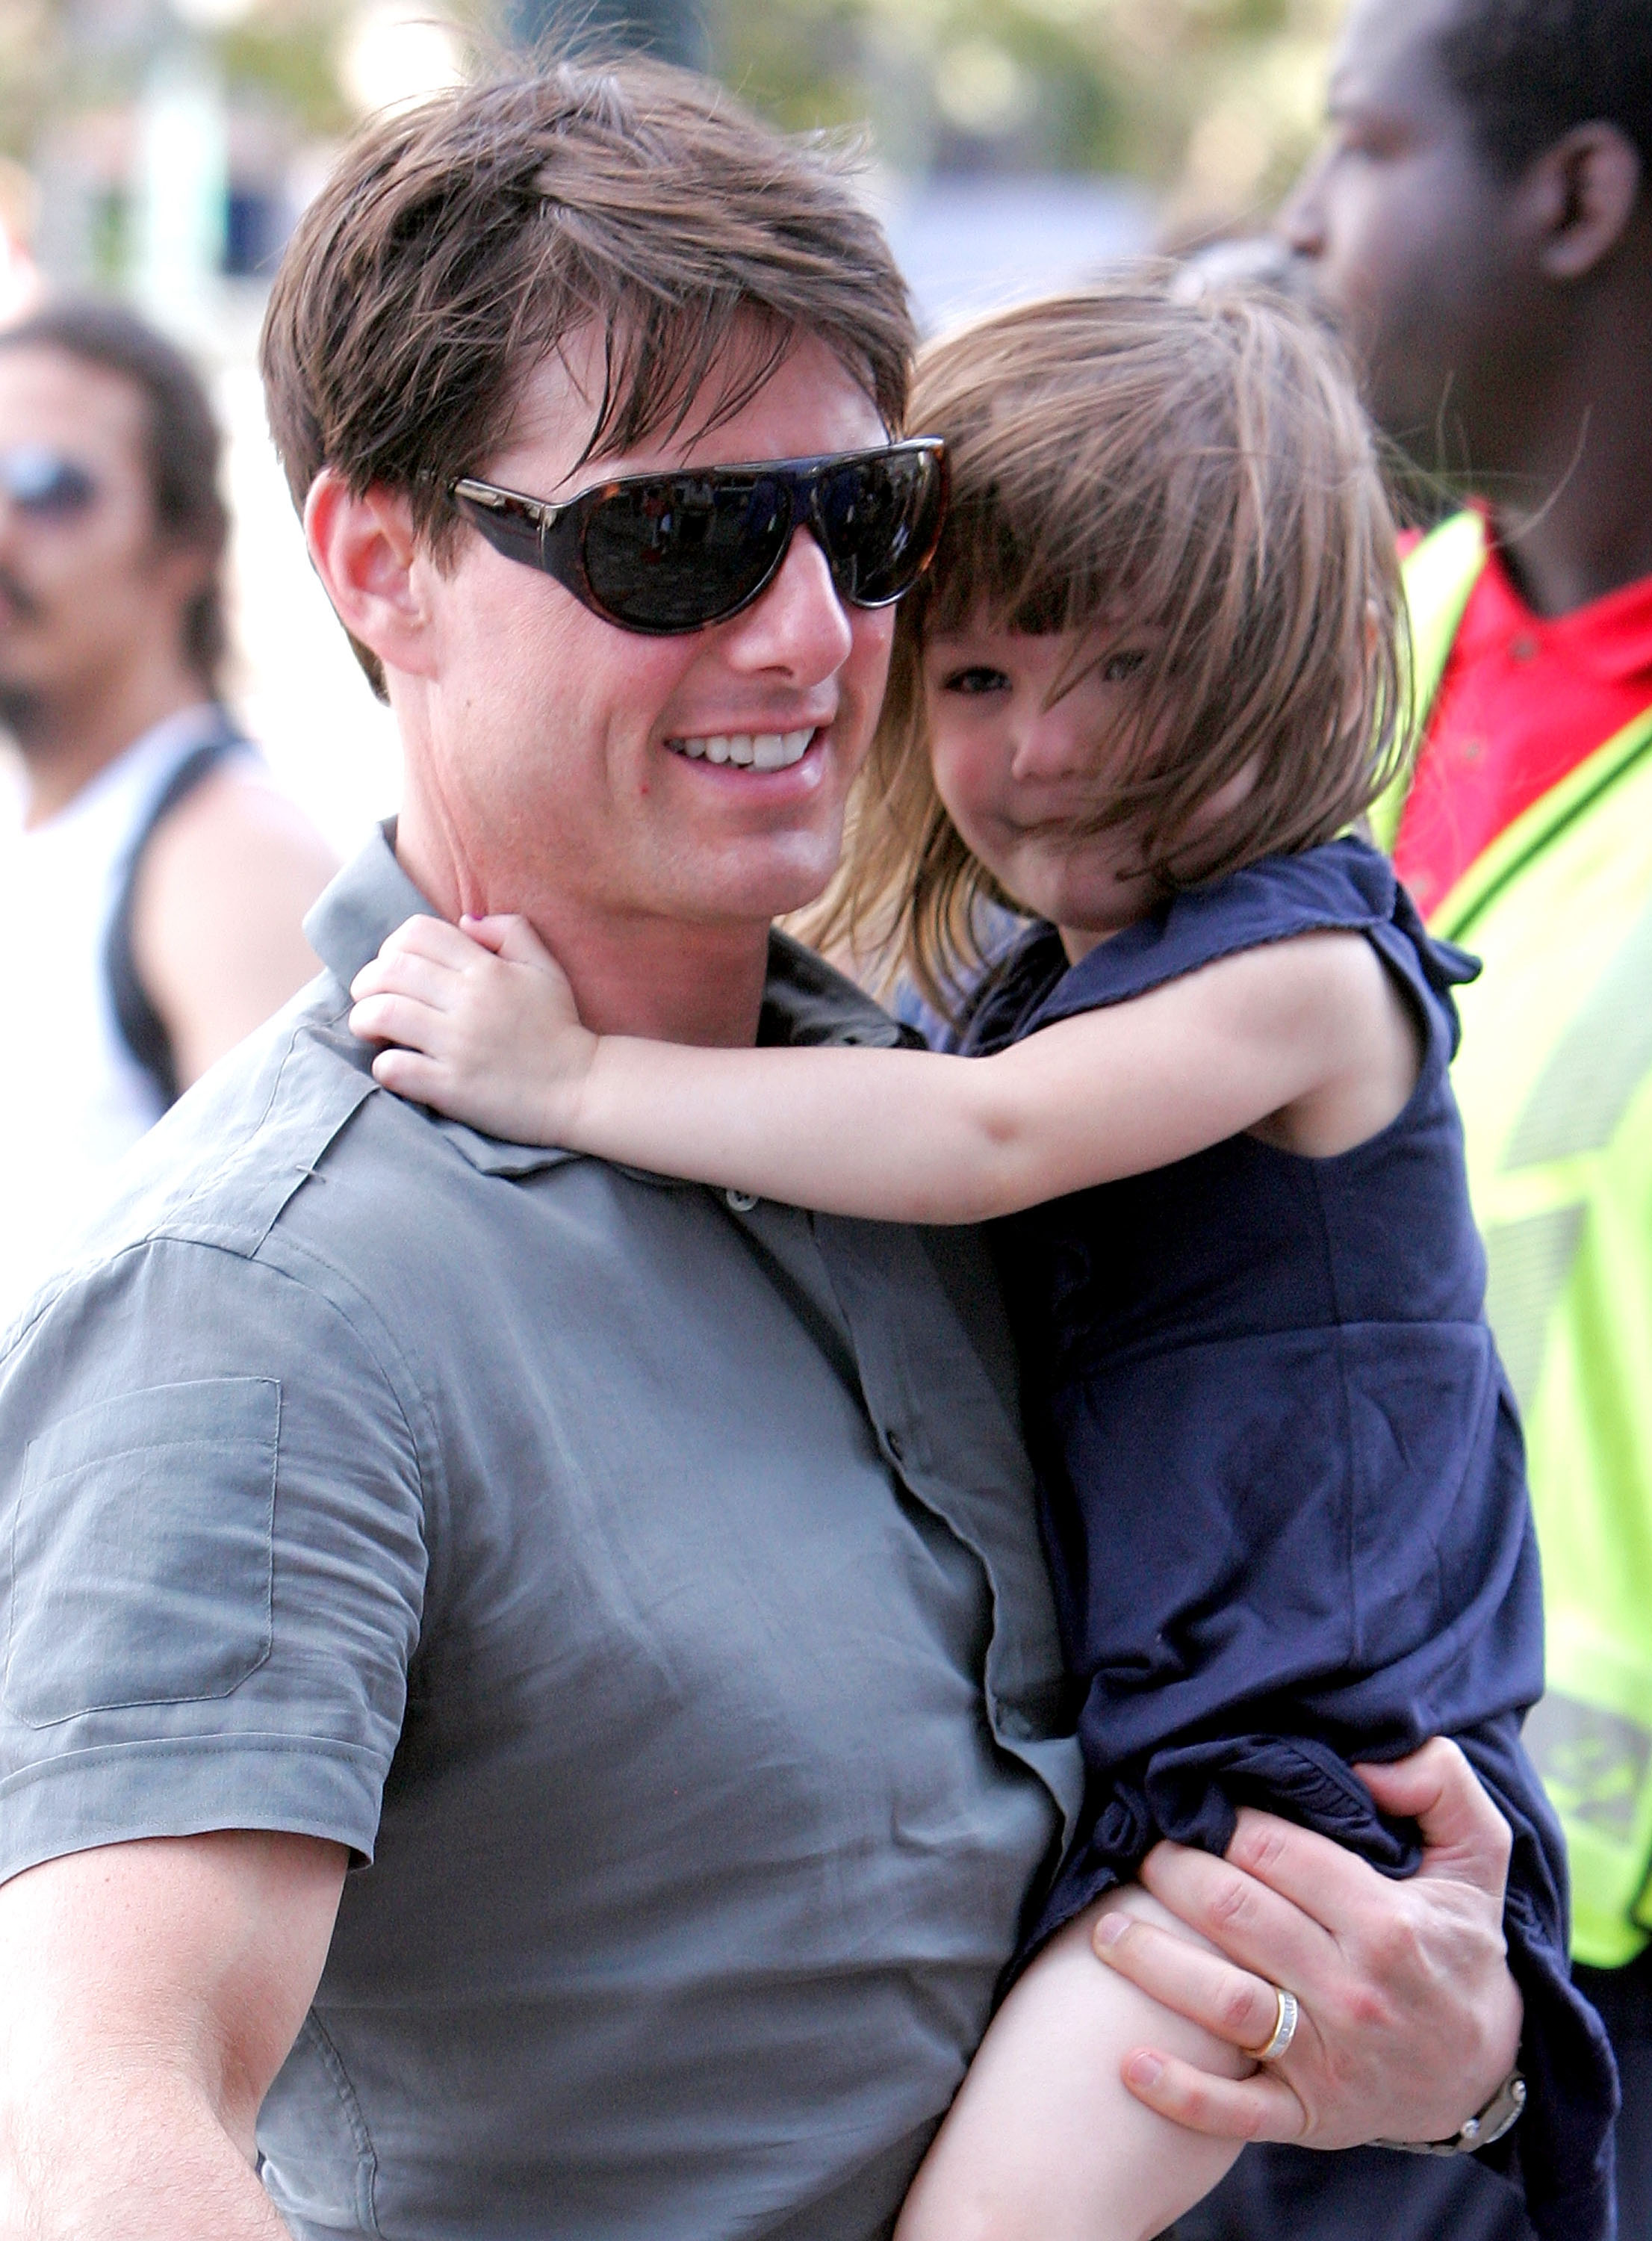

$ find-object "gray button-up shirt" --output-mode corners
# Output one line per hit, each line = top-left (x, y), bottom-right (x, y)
(0, 830), (1081, 2241)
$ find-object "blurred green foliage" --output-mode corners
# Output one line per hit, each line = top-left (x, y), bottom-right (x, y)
(718, 0), (1341, 220)
(216, 4), (357, 135)
(3, 0), (1342, 230)
(0, 0), (58, 158)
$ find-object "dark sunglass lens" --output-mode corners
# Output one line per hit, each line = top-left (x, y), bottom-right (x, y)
(582, 474), (791, 630)
(1, 446), (96, 518)
(816, 451), (943, 607)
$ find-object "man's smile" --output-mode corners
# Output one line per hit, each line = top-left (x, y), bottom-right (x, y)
(662, 724), (818, 770)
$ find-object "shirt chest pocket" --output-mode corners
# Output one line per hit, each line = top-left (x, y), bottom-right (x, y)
(4, 1377), (279, 1728)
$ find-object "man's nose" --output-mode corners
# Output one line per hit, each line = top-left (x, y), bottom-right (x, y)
(719, 527), (854, 682)
(1277, 151), (1329, 259)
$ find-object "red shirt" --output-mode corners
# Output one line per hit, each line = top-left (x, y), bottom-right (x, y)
(1394, 523), (1652, 920)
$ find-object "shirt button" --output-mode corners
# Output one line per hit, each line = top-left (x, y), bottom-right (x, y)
(725, 1189), (759, 1212)
(885, 1429), (906, 1463)
(1509, 633), (1538, 662)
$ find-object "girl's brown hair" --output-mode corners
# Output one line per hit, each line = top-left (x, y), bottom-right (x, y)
(808, 271), (1411, 1015)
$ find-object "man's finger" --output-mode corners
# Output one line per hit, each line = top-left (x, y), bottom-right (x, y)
(1092, 1910), (1282, 2054)
(1119, 2048), (1308, 2143)
(1216, 1803), (1432, 1935)
(1355, 1741), (1512, 1888)
(1139, 1838), (1341, 1985)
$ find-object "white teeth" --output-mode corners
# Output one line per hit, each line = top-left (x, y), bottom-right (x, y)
(665, 725), (816, 769)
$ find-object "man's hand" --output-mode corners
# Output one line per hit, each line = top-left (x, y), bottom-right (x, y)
(1091, 1739), (1523, 2148)
(350, 911), (596, 1144)
(0, 1832), (346, 2240)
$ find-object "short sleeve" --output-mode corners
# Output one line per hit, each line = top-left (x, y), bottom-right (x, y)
(0, 1236), (428, 1884)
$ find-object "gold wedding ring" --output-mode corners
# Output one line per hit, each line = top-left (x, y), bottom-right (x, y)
(1254, 1985), (1299, 2062)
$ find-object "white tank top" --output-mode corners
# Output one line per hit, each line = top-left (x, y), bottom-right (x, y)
(0, 705), (232, 1322)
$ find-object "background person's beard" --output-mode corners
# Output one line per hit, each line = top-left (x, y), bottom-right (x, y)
(0, 560), (40, 624)
(0, 563), (47, 744)
(0, 681), (43, 741)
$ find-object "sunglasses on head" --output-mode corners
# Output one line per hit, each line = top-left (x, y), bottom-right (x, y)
(0, 445), (98, 519)
(450, 438), (947, 637)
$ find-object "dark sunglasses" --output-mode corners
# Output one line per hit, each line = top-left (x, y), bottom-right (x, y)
(0, 445), (99, 519)
(450, 438), (947, 636)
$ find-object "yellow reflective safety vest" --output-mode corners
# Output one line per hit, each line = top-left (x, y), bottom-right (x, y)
(1375, 512), (1652, 1967)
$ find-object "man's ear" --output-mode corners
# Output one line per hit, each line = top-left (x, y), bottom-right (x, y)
(1527, 121), (1642, 282)
(305, 472), (436, 682)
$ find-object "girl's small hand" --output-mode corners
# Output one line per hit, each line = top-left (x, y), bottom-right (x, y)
(348, 911), (596, 1145)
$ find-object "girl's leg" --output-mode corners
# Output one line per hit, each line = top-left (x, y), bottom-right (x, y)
(895, 1885), (1255, 2241)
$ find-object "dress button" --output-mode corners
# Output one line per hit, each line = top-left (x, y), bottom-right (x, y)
(725, 1189), (759, 1212)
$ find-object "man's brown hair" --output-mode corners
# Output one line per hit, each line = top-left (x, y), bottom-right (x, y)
(810, 273), (1412, 1015)
(261, 59), (916, 695)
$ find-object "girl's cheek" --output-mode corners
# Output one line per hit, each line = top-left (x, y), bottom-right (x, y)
(925, 731), (978, 839)
(926, 706), (1002, 805)
(931, 772), (1012, 884)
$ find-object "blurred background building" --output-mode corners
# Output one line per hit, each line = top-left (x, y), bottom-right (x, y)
(0, 0), (1342, 851)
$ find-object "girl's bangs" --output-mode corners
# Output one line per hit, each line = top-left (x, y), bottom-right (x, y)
(809, 275), (1409, 1017)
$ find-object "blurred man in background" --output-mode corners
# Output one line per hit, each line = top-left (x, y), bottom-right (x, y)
(1185, 0), (1652, 2234)
(0, 301), (335, 1316)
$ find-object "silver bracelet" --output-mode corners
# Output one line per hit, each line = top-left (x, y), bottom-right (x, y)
(1373, 2067), (1526, 2157)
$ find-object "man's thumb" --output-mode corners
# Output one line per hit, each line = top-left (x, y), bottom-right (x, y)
(1356, 1738), (1512, 1891)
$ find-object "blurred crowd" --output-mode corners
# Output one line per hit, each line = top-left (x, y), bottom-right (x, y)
(0, 1), (1648, 2236)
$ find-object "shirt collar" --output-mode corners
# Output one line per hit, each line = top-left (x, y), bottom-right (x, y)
(304, 819), (440, 991)
(304, 822), (912, 1180)
(1471, 527), (1652, 685)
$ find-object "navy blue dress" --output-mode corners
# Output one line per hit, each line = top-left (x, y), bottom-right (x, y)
(958, 837), (1617, 2241)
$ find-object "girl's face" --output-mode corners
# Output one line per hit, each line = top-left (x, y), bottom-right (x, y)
(922, 616), (1161, 959)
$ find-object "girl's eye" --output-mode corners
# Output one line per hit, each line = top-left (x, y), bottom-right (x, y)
(941, 665), (1012, 696)
(1102, 650), (1147, 684)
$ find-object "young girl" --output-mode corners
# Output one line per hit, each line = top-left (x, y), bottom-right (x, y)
(350, 280), (1612, 2240)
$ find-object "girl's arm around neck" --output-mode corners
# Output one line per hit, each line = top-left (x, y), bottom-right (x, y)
(349, 911), (1420, 1224)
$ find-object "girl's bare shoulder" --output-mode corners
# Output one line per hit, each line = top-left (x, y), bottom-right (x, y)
(1239, 929), (1424, 1157)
